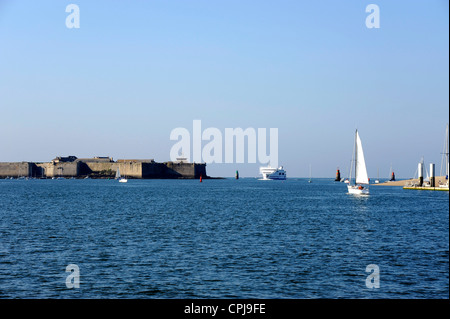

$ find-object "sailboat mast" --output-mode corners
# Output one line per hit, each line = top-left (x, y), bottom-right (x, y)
(440, 124), (449, 178)
(349, 130), (357, 184)
(353, 130), (358, 184)
(355, 130), (358, 184)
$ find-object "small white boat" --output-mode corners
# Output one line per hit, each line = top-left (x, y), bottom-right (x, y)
(116, 168), (128, 183)
(438, 181), (449, 188)
(347, 129), (370, 195)
(259, 165), (286, 180)
(374, 168), (380, 183)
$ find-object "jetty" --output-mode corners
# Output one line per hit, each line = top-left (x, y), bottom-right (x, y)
(402, 124), (449, 191)
(373, 176), (448, 190)
(401, 162), (448, 191)
(403, 185), (449, 191)
(396, 124), (448, 191)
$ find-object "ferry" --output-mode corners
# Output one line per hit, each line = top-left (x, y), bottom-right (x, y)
(259, 165), (287, 180)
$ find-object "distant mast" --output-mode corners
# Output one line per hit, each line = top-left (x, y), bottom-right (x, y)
(441, 123), (449, 180)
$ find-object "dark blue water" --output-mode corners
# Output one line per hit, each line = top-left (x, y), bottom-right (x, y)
(0, 178), (448, 299)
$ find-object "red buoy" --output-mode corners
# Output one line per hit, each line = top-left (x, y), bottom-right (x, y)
(200, 174), (202, 183)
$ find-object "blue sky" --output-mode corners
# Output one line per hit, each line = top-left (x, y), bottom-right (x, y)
(0, 1), (448, 178)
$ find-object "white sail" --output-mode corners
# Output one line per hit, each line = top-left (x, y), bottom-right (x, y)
(115, 168), (121, 179)
(355, 130), (369, 185)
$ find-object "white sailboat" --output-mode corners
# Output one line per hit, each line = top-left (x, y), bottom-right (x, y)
(347, 129), (370, 195)
(116, 167), (128, 183)
(308, 164), (312, 183)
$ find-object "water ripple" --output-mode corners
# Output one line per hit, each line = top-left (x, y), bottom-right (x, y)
(0, 178), (448, 298)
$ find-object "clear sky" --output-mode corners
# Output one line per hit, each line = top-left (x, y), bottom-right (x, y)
(0, 1), (448, 178)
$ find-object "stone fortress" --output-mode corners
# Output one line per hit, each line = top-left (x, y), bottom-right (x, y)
(0, 156), (207, 179)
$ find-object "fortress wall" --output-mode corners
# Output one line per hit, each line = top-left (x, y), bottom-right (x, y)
(142, 162), (166, 178)
(118, 162), (143, 178)
(164, 162), (203, 178)
(164, 162), (187, 178)
(140, 162), (205, 179)
(0, 162), (32, 178)
(0, 159), (208, 179)
(81, 162), (143, 178)
(35, 163), (51, 178)
(81, 162), (118, 176)
(45, 162), (79, 177)
(195, 164), (207, 179)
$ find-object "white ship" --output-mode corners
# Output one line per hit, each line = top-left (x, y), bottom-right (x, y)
(259, 165), (287, 180)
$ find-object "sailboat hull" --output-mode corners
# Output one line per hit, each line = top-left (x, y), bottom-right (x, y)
(347, 185), (369, 195)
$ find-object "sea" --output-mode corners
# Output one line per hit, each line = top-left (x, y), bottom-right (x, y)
(0, 178), (448, 299)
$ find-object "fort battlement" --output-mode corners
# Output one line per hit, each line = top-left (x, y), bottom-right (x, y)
(0, 156), (207, 179)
